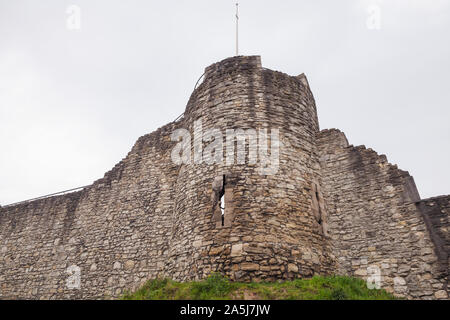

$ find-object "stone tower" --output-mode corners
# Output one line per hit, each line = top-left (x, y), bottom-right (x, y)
(0, 56), (448, 300)
(166, 56), (334, 281)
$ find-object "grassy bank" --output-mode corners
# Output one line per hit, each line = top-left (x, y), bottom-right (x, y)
(122, 274), (396, 300)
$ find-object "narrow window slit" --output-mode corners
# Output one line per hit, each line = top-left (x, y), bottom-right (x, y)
(315, 190), (322, 225)
(212, 174), (233, 228)
(220, 175), (226, 226)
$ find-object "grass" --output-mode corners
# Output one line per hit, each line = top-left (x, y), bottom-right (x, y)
(122, 273), (396, 300)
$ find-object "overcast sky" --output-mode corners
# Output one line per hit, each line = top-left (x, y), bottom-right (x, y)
(0, 0), (449, 205)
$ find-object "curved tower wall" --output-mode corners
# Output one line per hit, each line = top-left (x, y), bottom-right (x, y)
(167, 56), (334, 281)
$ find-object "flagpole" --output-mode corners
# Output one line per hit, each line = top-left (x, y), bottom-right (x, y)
(236, 3), (239, 56)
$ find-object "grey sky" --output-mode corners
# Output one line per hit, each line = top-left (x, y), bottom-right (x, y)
(0, 0), (449, 204)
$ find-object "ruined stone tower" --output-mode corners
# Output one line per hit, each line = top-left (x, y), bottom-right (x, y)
(166, 56), (334, 281)
(0, 56), (448, 300)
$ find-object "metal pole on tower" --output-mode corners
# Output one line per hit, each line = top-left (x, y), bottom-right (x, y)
(236, 3), (239, 56)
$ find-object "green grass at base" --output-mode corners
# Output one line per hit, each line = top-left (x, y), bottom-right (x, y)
(122, 273), (396, 300)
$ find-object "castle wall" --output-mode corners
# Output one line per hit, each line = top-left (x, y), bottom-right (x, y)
(0, 123), (181, 299)
(0, 56), (334, 299)
(416, 196), (449, 278)
(317, 129), (448, 299)
(0, 56), (447, 300)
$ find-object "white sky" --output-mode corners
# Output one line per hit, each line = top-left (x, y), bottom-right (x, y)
(0, 0), (449, 204)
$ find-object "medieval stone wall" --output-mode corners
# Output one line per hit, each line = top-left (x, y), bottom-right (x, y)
(317, 129), (448, 299)
(0, 123), (181, 299)
(0, 56), (334, 299)
(0, 56), (447, 300)
(416, 196), (449, 280)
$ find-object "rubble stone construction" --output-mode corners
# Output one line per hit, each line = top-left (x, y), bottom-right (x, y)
(0, 56), (448, 300)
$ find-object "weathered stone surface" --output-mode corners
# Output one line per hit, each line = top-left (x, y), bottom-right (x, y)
(241, 263), (260, 271)
(231, 244), (243, 257)
(124, 260), (135, 271)
(0, 56), (447, 300)
(435, 290), (448, 299)
(317, 129), (448, 300)
(288, 264), (298, 273)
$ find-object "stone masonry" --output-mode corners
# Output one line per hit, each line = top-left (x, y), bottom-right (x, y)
(0, 56), (448, 299)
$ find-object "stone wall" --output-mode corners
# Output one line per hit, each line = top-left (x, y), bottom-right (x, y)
(0, 56), (334, 299)
(0, 123), (181, 299)
(317, 129), (448, 299)
(0, 56), (447, 300)
(416, 196), (449, 280)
